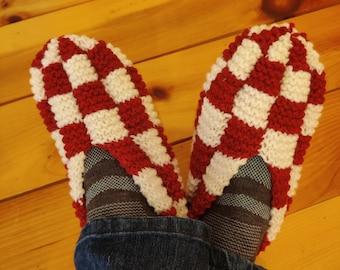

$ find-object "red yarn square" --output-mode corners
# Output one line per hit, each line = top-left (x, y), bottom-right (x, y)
(31, 43), (48, 69)
(126, 67), (148, 96)
(43, 63), (73, 97)
(267, 96), (307, 135)
(155, 164), (186, 201)
(206, 69), (242, 113)
(268, 165), (291, 209)
(37, 99), (58, 132)
(87, 41), (124, 79)
(308, 70), (326, 105)
(59, 122), (91, 159)
(246, 56), (285, 97)
(218, 116), (264, 159)
(190, 134), (216, 180)
(155, 126), (175, 160)
(249, 26), (290, 54)
(73, 81), (116, 116)
(223, 30), (249, 61)
(118, 97), (153, 136)
(287, 38), (309, 72)
(293, 134), (312, 165)
(104, 138), (153, 176)
(58, 37), (85, 62)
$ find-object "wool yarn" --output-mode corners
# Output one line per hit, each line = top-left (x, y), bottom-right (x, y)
(30, 35), (188, 226)
(188, 23), (326, 251)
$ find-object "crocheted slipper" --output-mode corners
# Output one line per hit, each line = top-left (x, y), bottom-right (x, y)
(29, 35), (187, 226)
(187, 23), (326, 251)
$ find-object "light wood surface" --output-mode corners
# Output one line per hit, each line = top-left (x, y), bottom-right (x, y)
(1, 0), (339, 269)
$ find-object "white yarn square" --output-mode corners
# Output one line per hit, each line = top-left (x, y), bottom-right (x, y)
(301, 103), (323, 136)
(63, 54), (98, 89)
(287, 164), (302, 197)
(203, 151), (246, 195)
(102, 68), (139, 103)
(84, 108), (128, 144)
(187, 173), (201, 198)
(260, 128), (298, 169)
(203, 56), (227, 91)
(248, 23), (292, 36)
(232, 85), (275, 129)
(173, 198), (188, 218)
(196, 97), (232, 147)
(267, 206), (287, 241)
(267, 33), (292, 65)
(106, 43), (133, 67)
(141, 96), (161, 126)
(41, 38), (61, 68)
(296, 36), (324, 74)
(132, 128), (171, 166)
(68, 151), (86, 201)
(227, 38), (262, 81)
(64, 34), (98, 51)
(29, 67), (46, 102)
(51, 130), (67, 164)
(133, 167), (173, 213)
(280, 66), (311, 103)
(49, 92), (82, 128)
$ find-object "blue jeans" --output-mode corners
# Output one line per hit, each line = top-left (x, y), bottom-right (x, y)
(74, 217), (265, 270)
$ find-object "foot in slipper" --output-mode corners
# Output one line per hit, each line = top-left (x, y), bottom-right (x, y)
(188, 23), (326, 255)
(29, 35), (188, 226)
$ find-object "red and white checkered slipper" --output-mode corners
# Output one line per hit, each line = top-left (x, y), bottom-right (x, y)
(187, 23), (326, 250)
(30, 35), (187, 226)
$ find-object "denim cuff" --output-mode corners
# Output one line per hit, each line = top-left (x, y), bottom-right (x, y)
(78, 216), (210, 243)
(75, 217), (211, 270)
(75, 217), (265, 270)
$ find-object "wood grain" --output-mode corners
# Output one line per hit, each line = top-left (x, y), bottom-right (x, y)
(0, 0), (92, 26)
(1, 1), (339, 104)
(0, 181), (79, 269)
(256, 195), (340, 269)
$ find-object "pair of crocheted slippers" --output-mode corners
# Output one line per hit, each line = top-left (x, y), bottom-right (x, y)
(29, 23), (326, 253)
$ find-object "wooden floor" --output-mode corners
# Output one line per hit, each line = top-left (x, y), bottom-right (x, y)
(1, 0), (340, 269)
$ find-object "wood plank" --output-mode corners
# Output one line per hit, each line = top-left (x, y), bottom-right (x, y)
(1, 1), (339, 104)
(0, 182), (79, 269)
(1, 6), (339, 199)
(0, 98), (67, 199)
(256, 195), (340, 269)
(1, 179), (339, 269)
(0, 0), (92, 26)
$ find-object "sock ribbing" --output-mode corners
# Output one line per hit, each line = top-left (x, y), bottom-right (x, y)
(84, 147), (156, 221)
(201, 156), (272, 261)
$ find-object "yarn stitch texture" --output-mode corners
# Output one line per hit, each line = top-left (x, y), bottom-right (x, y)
(30, 35), (188, 226)
(187, 23), (326, 251)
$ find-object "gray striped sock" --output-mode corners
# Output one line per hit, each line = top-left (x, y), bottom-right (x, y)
(201, 156), (272, 262)
(84, 147), (156, 221)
